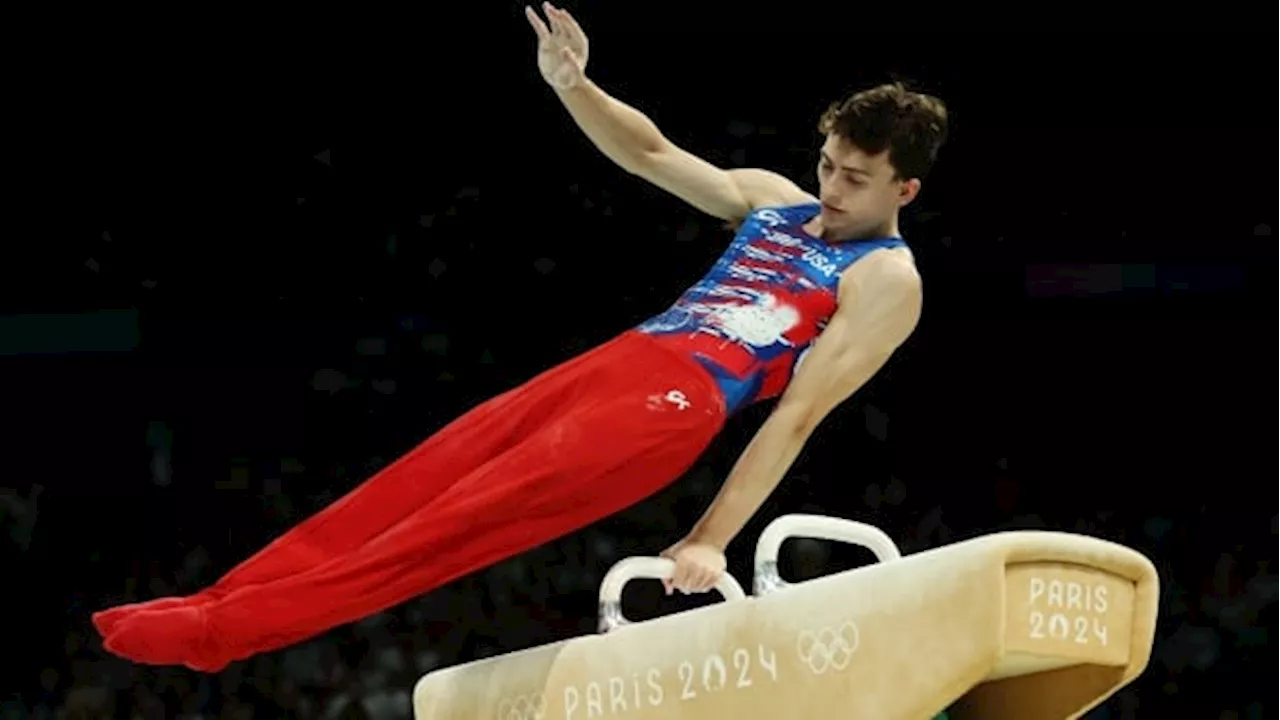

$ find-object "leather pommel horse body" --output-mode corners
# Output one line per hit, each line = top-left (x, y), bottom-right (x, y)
(413, 515), (1159, 719)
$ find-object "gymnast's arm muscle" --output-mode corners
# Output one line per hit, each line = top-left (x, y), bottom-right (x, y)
(634, 149), (816, 226)
(554, 80), (813, 223)
(686, 249), (922, 549)
(774, 248), (922, 429)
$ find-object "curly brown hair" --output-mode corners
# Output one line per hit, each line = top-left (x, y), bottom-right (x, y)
(817, 82), (949, 181)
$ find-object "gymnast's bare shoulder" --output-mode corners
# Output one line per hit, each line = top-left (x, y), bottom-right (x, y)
(835, 246), (920, 312)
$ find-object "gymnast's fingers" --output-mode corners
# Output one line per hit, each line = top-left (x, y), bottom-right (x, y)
(683, 569), (702, 593)
(697, 570), (718, 593)
(525, 6), (551, 42)
(692, 569), (711, 593)
(543, 2), (567, 38)
(555, 6), (587, 44)
(673, 563), (695, 594)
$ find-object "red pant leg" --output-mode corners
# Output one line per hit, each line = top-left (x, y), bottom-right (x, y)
(199, 333), (725, 665)
(94, 368), (577, 642)
(201, 334), (633, 597)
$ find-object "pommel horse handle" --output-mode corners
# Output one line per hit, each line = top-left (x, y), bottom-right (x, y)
(598, 556), (747, 633)
(754, 513), (901, 595)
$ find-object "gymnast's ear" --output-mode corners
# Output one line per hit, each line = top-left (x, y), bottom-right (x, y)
(896, 177), (922, 207)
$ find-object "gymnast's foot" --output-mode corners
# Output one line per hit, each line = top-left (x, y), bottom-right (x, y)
(93, 592), (218, 638)
(104, 606), (216, 668)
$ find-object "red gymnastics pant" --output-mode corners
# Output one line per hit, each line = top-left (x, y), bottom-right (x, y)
(95, 330), (726, 670)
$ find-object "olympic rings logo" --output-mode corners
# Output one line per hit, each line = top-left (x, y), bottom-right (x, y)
(495, 693), (547, 720)
(796, 621), (860, 675)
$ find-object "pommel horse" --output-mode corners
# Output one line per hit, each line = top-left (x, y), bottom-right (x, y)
(413, 515), (1159, 719)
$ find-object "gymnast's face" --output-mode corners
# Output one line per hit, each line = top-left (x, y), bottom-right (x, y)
(815, 134), (921, 240)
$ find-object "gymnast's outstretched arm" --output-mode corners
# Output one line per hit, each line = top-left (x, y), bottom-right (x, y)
(668, 249), (923, 592)
(525, 3), (814, 225)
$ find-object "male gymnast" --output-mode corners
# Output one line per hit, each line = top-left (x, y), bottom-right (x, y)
(93, 3), (948, 672)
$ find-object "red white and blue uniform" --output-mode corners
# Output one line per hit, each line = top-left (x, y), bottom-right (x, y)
(639, 203), (907, 414)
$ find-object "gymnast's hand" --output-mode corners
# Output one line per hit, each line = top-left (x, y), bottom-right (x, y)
(525, 2), (589, 91)
(661, 538), (727, 595)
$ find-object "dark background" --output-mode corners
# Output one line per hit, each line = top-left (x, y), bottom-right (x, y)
(2, 5), (1275, 718)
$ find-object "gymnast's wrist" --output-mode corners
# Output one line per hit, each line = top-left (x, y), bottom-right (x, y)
(685, 526), (730, 551)
(552, 73), (592, 98)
